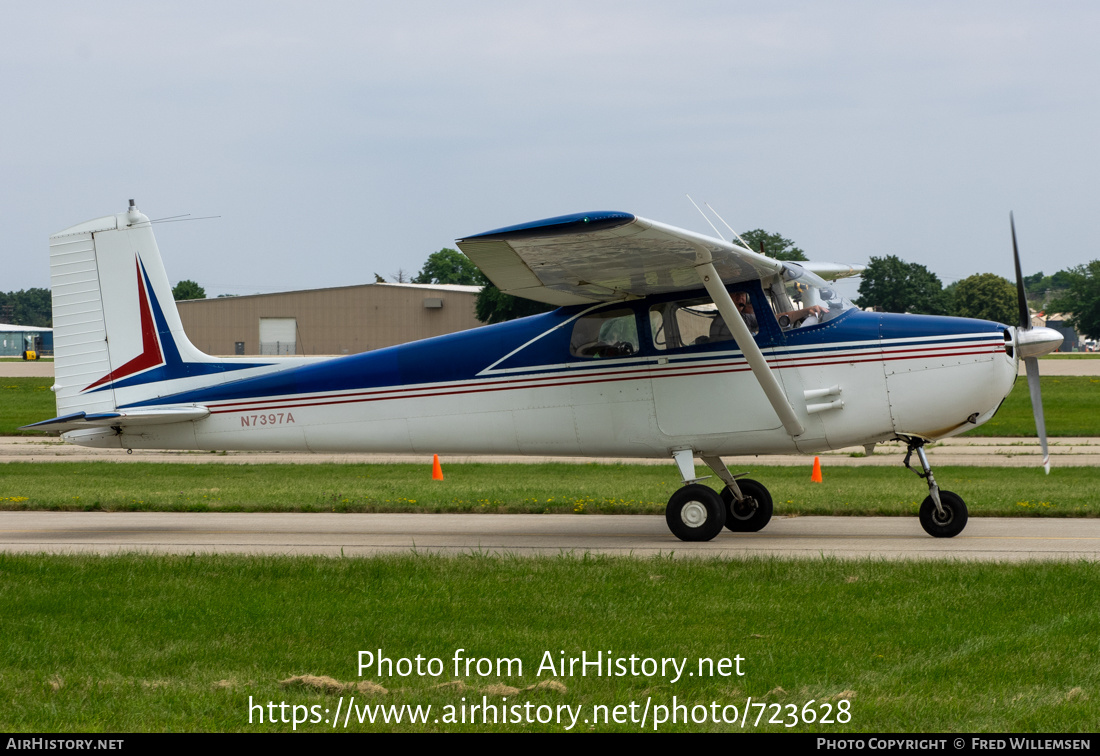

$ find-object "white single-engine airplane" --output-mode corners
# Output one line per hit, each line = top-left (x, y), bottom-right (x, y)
(26, 202), (1063, 541)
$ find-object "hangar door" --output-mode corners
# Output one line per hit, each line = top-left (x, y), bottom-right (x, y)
(259, 317), (297, 355)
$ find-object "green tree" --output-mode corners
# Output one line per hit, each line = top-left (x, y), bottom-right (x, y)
(738, 230), (808, 262)
(172, 280), (206, 301)
(413, 248), (486, 286)
(411, 246), (554, 323)
(951, 273), (1018, 324)
(1022, 269), (1073, 310)
(942, 280), (958, 316)
(1024, 271), (1046, 290)
(854, 255), (949, 315)
(0, 288), (52, 327)
(1048, 260), (1100, 339)
(475, 284), (555, 324)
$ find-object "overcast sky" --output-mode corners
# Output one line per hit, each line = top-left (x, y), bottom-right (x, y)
(3, 1), (1097, 296)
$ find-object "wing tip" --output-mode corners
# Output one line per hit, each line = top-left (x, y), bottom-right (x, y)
(458, 211), (636, 242)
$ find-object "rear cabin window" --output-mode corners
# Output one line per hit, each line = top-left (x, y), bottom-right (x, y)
(649, 294), (757, 351)
(569, 309), (640, 358)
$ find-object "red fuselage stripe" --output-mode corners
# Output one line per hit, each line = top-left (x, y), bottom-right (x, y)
(207, 343), (1005, 416)
(208, 340), (1000, 410)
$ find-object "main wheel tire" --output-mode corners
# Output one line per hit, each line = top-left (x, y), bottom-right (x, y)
(666, 484), (726, 542)
(918, 490), (968, 538)
(721, 479), (774, 532)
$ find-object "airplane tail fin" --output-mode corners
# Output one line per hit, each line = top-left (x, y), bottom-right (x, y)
(48, 200), (215, 418)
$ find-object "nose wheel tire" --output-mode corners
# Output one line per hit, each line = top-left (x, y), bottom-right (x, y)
(666, 484), (726, 542)
(720, 479), (774, 532)
(918, 491), (968, 538)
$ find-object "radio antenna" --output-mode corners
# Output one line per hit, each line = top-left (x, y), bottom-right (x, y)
(704, 202), (753, 251)
(150, 215), (222, 225)
(685, 195), (725, 240)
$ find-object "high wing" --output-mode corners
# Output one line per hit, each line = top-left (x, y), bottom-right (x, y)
(456, 211), (861, 305)
(459, 210), (865, 440)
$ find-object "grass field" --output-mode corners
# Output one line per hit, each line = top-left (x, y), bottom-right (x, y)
(2, 461), (1097, 517)
(5, 365), (1096, 735)
(4, 375), (1098, 437)
(1, 553), (1096, 732)
(1, 378), (54, 435)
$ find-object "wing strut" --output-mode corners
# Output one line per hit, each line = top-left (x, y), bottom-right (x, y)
(695, 261), (806, 437)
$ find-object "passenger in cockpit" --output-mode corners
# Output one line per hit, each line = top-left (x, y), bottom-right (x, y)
(732, 291), (759, 334)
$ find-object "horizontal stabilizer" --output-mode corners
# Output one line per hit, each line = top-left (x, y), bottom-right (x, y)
(20, 406), (210, 432)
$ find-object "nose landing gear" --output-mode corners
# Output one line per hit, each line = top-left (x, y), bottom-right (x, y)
(903, 438), (968, 538)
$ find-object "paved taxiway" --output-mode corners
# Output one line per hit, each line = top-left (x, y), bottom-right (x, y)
(3, 435), (1098, 466)
(1, 512), (1097, 561)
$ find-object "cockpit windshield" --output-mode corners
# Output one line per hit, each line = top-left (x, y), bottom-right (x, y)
(765, 264), (856, 329)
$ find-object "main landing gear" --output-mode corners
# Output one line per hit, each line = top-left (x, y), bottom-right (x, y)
(665, 450), (773, 542)
(903, 437), (968, 538)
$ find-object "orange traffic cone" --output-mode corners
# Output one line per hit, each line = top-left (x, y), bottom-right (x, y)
(811, 456), (823, 483)
(432, 454), (444, 481)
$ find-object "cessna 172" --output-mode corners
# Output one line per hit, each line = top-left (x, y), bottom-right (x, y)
(26, 202), (1063, 541)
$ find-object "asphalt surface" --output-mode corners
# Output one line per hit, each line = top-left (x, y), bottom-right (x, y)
(1, 361), (53, 377)
(3, 435), (1096, 467)
(1, 511), (1096, 561)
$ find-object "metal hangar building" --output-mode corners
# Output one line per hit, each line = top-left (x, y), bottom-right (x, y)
(176, 282), (483, 356)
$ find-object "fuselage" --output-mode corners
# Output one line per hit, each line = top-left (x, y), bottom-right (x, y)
(65, 282), (1018, 458)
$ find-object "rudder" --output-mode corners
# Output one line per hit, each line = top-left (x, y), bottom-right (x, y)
(48, 200), (214, 416)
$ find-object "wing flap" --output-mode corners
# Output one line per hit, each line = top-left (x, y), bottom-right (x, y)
(457, 240), (547, 291)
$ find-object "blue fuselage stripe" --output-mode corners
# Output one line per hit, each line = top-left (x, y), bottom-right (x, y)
(120, 306), (1006, 411)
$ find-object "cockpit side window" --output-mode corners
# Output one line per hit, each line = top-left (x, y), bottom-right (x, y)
(569, 308), (640, 358)
(763, 266), (857, 330)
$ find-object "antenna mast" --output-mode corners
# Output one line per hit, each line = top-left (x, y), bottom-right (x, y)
(685, 195), (725, 240)
(704, 202), (754, 251)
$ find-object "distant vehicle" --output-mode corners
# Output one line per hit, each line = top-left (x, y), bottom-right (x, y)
(25, 202), (1062, 540)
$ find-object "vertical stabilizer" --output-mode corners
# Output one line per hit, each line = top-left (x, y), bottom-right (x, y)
(49, 201), (215, 416)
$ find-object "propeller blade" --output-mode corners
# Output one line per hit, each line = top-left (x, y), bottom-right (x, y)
(1012, 215), (1052, 473)
(1010, 213), (1030, 329)
(1024, 356), (1050, 474)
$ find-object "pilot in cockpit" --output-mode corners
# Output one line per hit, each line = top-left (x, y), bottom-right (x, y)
(735, 290), (827, 333)
(782, 303), (828, 327)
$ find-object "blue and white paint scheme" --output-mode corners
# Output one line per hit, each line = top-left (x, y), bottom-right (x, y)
(27, 202), (1063, 541)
